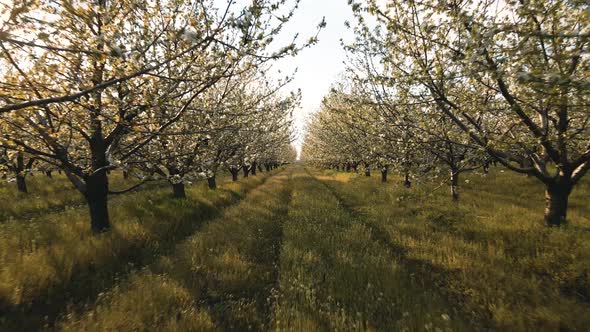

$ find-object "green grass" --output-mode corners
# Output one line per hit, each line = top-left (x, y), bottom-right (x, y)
(1, 165), (589, 331)
(57, 169), (293, 331)
(272, 167), (469, 331)
(312, 167), (590, 331)
(0, 172), (160, 222)
(0, 170), (276, 331)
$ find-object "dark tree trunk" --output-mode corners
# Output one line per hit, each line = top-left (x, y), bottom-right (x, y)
(230, 168), (239, 182)
(123, 171), (129, 179)
(15, 153), (28, 193)
(265, 164), (271, 172)
(381, 167), (388, 183)
(243, 166), (250, 178)
(519, 158), (533, 177)
(404, 171), (412, 188)
(365, 164), (371, 177)
(45, 170), (53, 178)
(544, 180), (572, 227)
(450, 170), (459, 201)
(207, 176), (217, 190)
(483, 160), (490, 174)
(258, 164), (263, 172)
(85, 171), (110, 233)
(16, 175), (27, 193)
(251, 162), (257, 176)
(167, 166), (186, 199)
(172, 182), (186, 199)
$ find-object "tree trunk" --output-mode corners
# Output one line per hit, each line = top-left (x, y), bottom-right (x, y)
(381, 167), (388, 183)
(544, 181), (572, 227)
(172, 182), (186, 199)
(258, 164), (263, 172)
(123, 171), (129, 179)
(251, 162), (257, 176)
(404, 171), (411, 188)
(243, 166), (250, 178)
(85, 172), (110, 233)
(483, 160), (490, 174)
(15, 152), (28, 193)
(450, 170), (459, 201)
(230, 168), (239, 182)
(207, 176), (217, 190)
(365, 164), (371, 177)
(265, 164), (271, 172)
(16, 174), (27, 193)
(45, 170), (53, 178)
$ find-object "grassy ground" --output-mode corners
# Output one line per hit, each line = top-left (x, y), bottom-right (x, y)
(272, 167), (469, 331)
(0, 172), (161, 222)
(0, 170), (276, 331)
(0, 165), (589, 331)
(57, 169), (293, 331)
(312, 167), (590, 331)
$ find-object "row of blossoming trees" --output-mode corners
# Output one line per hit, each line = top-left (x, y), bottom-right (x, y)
(302, 0), (589, 227)
(0, 0), (310, 232)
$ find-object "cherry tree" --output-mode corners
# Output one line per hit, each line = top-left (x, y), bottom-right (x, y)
(0, 0), (322, 232)
(347, 0), (590, 225)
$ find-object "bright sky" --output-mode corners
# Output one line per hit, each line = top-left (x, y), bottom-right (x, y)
(268, 0), (356, 156)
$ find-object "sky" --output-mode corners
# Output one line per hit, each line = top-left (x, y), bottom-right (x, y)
(267, 0), (356, 156)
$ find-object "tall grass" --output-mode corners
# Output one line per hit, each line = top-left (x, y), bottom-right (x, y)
(312, 167), (590, 331)
(57, 170), (293, 331)
(0, 170), (274, 331)
(2, 165), (588, 331)
(272, 168), (469, 331)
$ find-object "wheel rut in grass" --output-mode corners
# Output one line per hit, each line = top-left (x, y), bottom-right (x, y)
(270, 166), (470, 331)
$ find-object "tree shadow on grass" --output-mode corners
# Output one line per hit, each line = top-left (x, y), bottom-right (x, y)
(0, 178), (269, 331)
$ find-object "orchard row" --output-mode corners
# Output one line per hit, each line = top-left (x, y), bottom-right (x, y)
(0, 1), (318, 232)
(302, 0), (589, 227)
